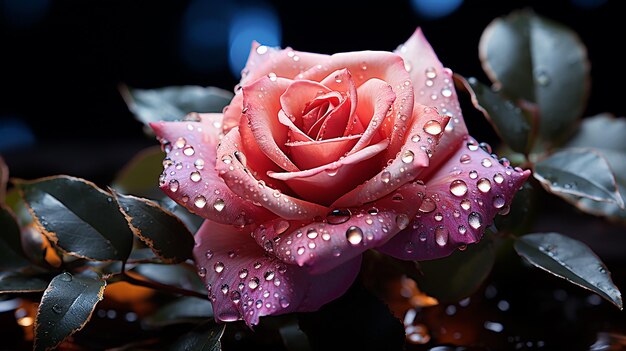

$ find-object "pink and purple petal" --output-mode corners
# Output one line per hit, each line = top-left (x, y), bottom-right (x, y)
(194, 220), (361, 326)
(151, 114), (272, 225)
(377, 136), (531, 260)
(251, 181), (425, 274)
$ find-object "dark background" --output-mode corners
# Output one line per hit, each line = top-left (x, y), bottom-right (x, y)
(1, 0), (624, 182)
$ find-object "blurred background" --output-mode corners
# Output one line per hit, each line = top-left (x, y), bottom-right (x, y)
(1, 0), (623, 183)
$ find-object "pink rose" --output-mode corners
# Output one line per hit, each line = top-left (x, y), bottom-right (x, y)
(151, 28), (530, 326)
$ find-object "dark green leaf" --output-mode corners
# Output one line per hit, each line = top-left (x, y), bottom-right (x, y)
(495, 182), (537, 236)
(0, 204), (30, 269)
(0, 155), (8, 203)
(34, 272), (106, 351)
(14, 176), (134, 261)
(514, 232), (622, 309)
(0, 272), (49, 293)
(167, 323), (225, 351)
(113, 191), (194, 263)
(416, 237), (495, 303)
(534, 149), (624, 207)
(144, 296), (213, 328)
(133, 263), (205, 293)
(456, 75), (532, 153)
(121, 85), (233, 126)
(112, 146), (165, 199)
(479, 10), (589, 141)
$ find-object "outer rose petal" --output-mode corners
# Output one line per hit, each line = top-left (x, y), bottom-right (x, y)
(193, 220), (361, 326)
(216, 127), (328, 220)
(349, 78), (396, 154)
(151, 114), (272, 225)
(251, 181), (426, 274)
(378, 136), (531, 260)
(333, 104), (449, 208)
(395, 28), (468, 170)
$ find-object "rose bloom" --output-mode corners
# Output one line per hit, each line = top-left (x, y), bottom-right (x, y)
(151, 28), (530, 326)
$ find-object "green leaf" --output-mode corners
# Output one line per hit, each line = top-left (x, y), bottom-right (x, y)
(561, 114), (626, 222)
(112, 191), (194, 263)
(495, 182), (536, 236)
(514, 232), (622, 309)
(534, 148), (624, 207)
(14, 176), (134, 261)
(0, 155), (8, 203)
(144, 296), (213, 328)
(0, 204), (30, 269)
(132, 263), (205, 294)
(112, 146), (165, 199)
(479, 10), (589, 142)
(167, 323), (225, 351)
(416, 237), (495, 303)
(0, 272), (49, 293)
(34, 272), (106, 351)
(120, 85), (233, 126)
(456, 75), (532, 153)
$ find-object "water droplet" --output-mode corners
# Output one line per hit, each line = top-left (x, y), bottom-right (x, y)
(346, 226), (364, 246)
(477, 178), (492, 193)
(182, 195), (189, 203)
(213, 198), (225, 212)
(450, 180), (468, 197)
(434, 212), (443, 221)
(52, 304), (62, 314)
(228, 250), (237, 258)
(458, 225), (467, 234)
(190, 171), (202, 182)
(214, 262), (224, 273)
(321, 233), (331, 241)
(264, 271), (275, 281)
(254, 262), (262, 269)
(306, 228), (318, 239)
(493, 173), (505, 184)
(297, 246), (305, 255)
(419, 198), (437, 213)
(411, 134), (421, 143)
(423, 120), (442, 135)
(231, 290), (241, 304)
(268, 72), (277, 81)
(332, 246), (342, 257)
(256, 45), (268, 55)
(396, 214), (410, 230)
(194, 195), (207, 208)
(222, 155), (232, 164)
(183, 145), (195, 156)
(466, 140), (479, 151)
(435, 226), (448, 246)
(198, 267), (207, 277)
(60, 272), (73, 282)
(404, 241), (415, 253)
(469, 170), (478, 179)
(248, 277), (259, 289)
(279, 297), (290, 308)
(425, 67), (437, 79)
(441, 87), (452, 98)
(460, 199), (471, 211)
(174, 137), (186, 149)
(194, 159), (205, 169)
(234, 151), (247, 166)
(368, 207), (379, 215)
(221, 284), (229, 295)
(326, 209), (351, 225)
(392, 193), (405, 201)
(239, 269), (248, 279)
(481, 158), (492, 168)
(401, 150), (415, 163)
(169, 179), (179, 192)
(381, 171), (391, 183)
(205, 250), (213, 259)
(418, 232), (427, 242)
(535, 68), (551, 86)
(460, 154), (471, 164)
(493, 195), (505, 209)
(274, 220), (290, 235)
(468, 212), (482, 229)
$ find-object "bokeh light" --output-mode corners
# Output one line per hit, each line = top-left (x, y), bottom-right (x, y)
(410, 0), (464, 19)
(0, 118), (36, 152)
(2, 0), (50, 28)
(570, 0), (608, 9)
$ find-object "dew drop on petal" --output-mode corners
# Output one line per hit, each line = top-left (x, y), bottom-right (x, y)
(321, 232), (331, 241)
(419, 197), (437, 213)
(450, 180), (468, 197)
(419, 232), (427, 242)
(401, 150), (415, 163)
(197, 267), (207, 277)
(214, 262), (224, 273)
(190, 171), (202, 182)
(468, 212), (482, 229)
(460, 154), (471, 164)
(477, 178), (492, 193)
(306, 228), (318, 239)
(469, 170), (478, 179)
(423, 120), (442, 135)
(460, 199), (471, 211)
(194, 195), (207, 208)
(493, 195), (506, 209)
(368, 207), (379, 215)
(435, 226), (448, 247)
(279, 297), (290, 308)
(441, 87), (452, 98)
(346, 226), (364, 246)
(411, 134), (421, 143)
(466, 140), (479, 151)
(434, 212), (443, 221)
(175, 137), (186, 149)
(169, 180), (179, 192)
(205, 250), (213, 259)
(231, 290), (241, 304)
(327, 209), (351, 225)
(493, 173), (504, 184)
(458, 225), (467, 235)
(396, 214), (410, 230)
(248, 277), (259, 289)
(194, 159), (205, 169)
(213, 198), (225, 212)
(220, 284), (229, 295)
(481, 158), (493, 168)
(425, 67), (437, 79)
(222, 155), (232, 164)
(297, 246), (305, 255)
(239, 269), (248, 279)
(381, 171), (391, 183)
(256, 45), (268, 55)
(234, 151), (247, 166)
(264, 271), (275, 281)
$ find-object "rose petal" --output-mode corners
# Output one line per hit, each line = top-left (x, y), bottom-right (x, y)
(151, 114), (272, 225)
(222, 92), (243, 135)
(193, 220), (361, 326)
(316, 69), (359, 139)
(377, 136), (531, 260)
(241, 77), (300, 172)
(251, 181), (425, 274)
(348, 78), (396, 154)
(285, 134), (361, 170)
(395, 28), (468, 169)
(216, 127), (328, 220)
(333, 104), (449, 208)
(299, 51), (414, 154)
(279, 80), (332, 137)
(268, 139), (389, 205)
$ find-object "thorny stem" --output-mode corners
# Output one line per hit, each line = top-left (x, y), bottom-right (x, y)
(119, 261), (208, 300)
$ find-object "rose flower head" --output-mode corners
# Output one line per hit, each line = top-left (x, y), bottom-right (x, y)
(151, 28), (530, 326)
